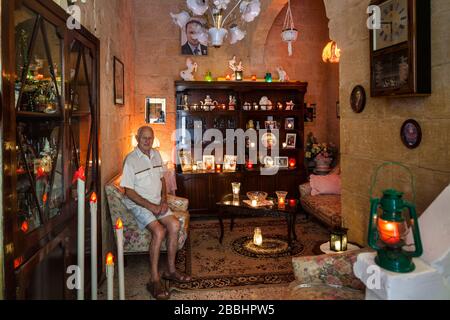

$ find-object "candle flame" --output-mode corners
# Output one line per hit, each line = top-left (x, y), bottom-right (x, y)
(21, 221), (29, 233)
(115, 218), (123, 230)
(42, 193), (48, 203)
(90, 192), (97, 203)
(106, 252), (114, 265)
(72, 166), (86, 183)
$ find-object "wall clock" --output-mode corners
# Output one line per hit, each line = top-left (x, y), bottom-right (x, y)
(370, 0), (431, 97)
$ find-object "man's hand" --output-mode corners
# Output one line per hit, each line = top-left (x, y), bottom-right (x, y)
(160, 200), (169, 215)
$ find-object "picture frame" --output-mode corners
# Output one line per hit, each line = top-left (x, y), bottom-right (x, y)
(145, 97), (166, 124)
(285, 118), (295, 130)
(178, 149), (192, 172)
(262, 156), (274, 168)
(274, 156), (289, 168)
(113, 57), (125, 105)
(223, 155), (237, 172)
(264, 121), (278, 130)
(202, 155), (215, 171)
(285, 133), (297, 149)
(350, 85), (366, 113)
(400, 119), (422, 149)
(181, 18), (208, 56)
(336, 101), (340, 119)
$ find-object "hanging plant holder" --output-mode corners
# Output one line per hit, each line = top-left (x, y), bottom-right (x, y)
(281, 0), (298, 56)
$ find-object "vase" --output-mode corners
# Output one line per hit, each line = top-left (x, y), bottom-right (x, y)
(314, 157), (332, 175)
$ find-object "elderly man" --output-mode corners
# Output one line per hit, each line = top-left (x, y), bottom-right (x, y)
(120, 126), (191, 300)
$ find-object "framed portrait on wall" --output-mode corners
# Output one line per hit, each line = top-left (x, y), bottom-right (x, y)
(145, 98), (166, 124)
(114, 57), (124, 105)
(181, 18), (208, 56)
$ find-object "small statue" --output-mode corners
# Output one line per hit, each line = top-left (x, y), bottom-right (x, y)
(247, 120), (255, 129)
(180, 58), (198, 81)
(285, 100), (295, 110)
(228, 55), (244, 80)
(243, 102), (252, 111)
(259, 96), (273, 108)
(228, 95), (236, 110)
(276, 66), (289, 82)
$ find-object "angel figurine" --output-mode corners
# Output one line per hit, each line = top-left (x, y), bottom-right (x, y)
(228, 56), (244, 80)
(180, 58), (198, 81)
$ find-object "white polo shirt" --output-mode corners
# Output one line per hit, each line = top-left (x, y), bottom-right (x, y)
(120, 147), (165, 205)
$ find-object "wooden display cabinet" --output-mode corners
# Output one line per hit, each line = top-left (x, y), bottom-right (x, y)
(175, 81), (307, 216)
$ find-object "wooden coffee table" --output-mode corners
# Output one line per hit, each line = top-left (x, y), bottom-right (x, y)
(216, 194), (298, 248)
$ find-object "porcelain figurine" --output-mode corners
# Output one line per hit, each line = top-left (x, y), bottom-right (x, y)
(243, 102), (251, 111)
(286, 100), (295, 110)
(277, 66), (289, 82)
(180, 58), (198, 81)
(200, 95), (219, 111)
(228, 95), (237, 110)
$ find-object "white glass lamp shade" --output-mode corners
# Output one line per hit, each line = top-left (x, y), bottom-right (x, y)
(170, 11), (191, 28)
(209, 27), (228, 47)
(240, 0), (261, 22)
(229, 26), (246, 44)
(187, 0), (209, 16)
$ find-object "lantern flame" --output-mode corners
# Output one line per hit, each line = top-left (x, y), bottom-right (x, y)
(106, 252), (114, 265)
(378, 218), (401, 245)
(322, 41), (341, 63)
(90, 192), (97, 203)
(115, 218), (123, 230)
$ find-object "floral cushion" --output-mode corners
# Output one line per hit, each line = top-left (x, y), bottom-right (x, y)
(287, 282), (365, 300)
(292, 249), (367, 291)
(105, 174), (190, 254)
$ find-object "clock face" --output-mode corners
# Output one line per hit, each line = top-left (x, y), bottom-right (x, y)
(373, 0), (409, 51)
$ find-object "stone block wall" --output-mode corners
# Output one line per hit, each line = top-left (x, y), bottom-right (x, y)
(324, 0), (450, 245)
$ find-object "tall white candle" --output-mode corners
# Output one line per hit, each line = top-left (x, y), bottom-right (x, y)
(115, 218), (125, 300)
(90, 192), (98, 300)
(106, 253), (114, 300)
(74, 167), (85, 300)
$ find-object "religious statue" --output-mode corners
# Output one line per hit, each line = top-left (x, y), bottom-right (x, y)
(180, 58), (198, 81)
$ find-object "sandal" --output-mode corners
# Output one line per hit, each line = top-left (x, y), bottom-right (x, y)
(146, 281), (170, 300)
(162, 270), (192, 283)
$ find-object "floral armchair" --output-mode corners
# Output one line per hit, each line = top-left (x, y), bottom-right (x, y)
(105, 174), (190, 254)
(288, 249), (369, 300)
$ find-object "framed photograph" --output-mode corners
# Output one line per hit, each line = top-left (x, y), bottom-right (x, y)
(265, 121), (278, 130)
(113, 57), (124, 105)
(181, 18), (208, 56)
(400, 119), (422, 149)
(262, 156), (274, 168)
(336, 101), (340, 119)
(178, 149), (192, 172)
(274, 156), (289, 168)
(285, 118), (295, 130)
(285, 133), (297, 149)
(223, 155), (237, 172)
(350, 85), (366, 113)
(145, 98), (166, 124)
(202, 155), (215, 171)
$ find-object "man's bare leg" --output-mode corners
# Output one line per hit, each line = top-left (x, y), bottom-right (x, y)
(146, 220), (166, 283)
(159, 216), (191, 281)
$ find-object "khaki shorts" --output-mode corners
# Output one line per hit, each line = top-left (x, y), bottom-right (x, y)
(123, 198), (174, 230)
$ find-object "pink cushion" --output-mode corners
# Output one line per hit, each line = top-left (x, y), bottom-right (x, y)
(310, 174), (341, 196)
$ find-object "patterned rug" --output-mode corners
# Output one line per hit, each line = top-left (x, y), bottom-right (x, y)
(171, 216), (329, 290)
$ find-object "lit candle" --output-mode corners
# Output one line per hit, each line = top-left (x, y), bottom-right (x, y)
(232, 182), (241, 200)
(216, 164), (222, 172)
(90, 192), (98, 300)
(115, 218), (125, 300)
(289, 199), (297, 207)
(72, 167), (86, 300)
(246, 161), (253, 170)
(106, 253), (114, 300)
(251, 75), (257, 81)
(192, 164), (198, 172)
(334, 241), (342, 252)
(282, 143), (287, 149)
(251, 199), (257, 207)
(253, 228), (263, 246)
(226, 74), (231, 81)
(278, 198), (286, 209)
(289, 158), (297, 168)
(276, 191), (288, 209)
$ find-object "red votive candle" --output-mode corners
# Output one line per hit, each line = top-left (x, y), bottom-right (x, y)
(289, 199), (297, 207)
(289, 158), (296, 168)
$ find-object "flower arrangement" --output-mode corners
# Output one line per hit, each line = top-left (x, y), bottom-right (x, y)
(305, 133), (338, 161)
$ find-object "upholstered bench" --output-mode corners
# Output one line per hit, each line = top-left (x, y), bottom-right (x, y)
(299, 182), (341, 228)
(105, 174), (190, 254)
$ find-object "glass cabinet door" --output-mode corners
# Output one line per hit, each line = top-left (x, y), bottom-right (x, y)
(14, 5), (65, 233)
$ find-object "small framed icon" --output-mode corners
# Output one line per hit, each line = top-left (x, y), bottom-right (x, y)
(350, 85), (366, 113)
(285, 118), (295, 130)
(285, 133), (297, 149)
(400, 119), (422, 149)
(274, 156), (289, 168)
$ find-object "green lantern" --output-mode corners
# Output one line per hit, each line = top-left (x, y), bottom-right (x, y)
(368, 163), (423, 273)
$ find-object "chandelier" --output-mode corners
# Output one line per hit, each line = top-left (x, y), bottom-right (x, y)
(170, 0), (262, 48)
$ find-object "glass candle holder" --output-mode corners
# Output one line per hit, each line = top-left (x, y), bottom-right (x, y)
(276, 191), (288, 209)
(289, 158), (297, 169)
(251, 199), (258, 207)
(235, 71), (243, 81)
(216, 164), (222, 172)
(253, 228), (263, 246)
(265, 73), (272, 82)
(232, 182), (241, 200)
